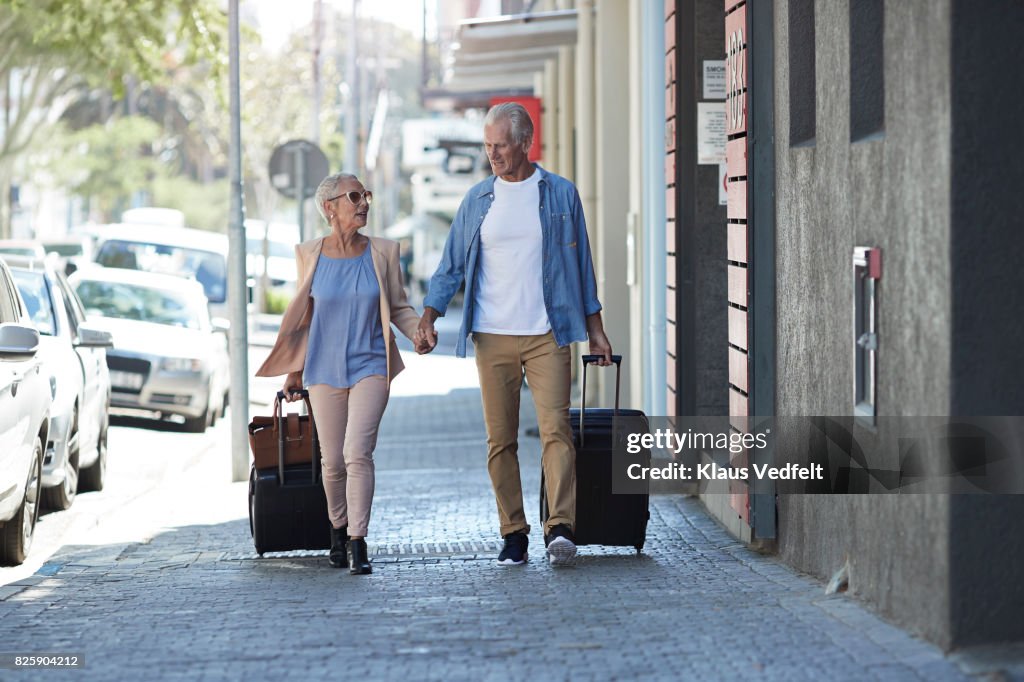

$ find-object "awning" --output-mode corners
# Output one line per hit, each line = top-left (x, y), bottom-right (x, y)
(425, 9), (579, 111)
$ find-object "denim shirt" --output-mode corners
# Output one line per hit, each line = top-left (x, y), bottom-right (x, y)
(424, 165), (602, 358)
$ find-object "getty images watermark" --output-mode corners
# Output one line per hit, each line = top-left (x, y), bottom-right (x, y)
(624, 427), (822, 482)
(607, 416), (1024, 495)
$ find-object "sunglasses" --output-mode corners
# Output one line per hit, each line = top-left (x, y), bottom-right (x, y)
(328, 190), (373, 206)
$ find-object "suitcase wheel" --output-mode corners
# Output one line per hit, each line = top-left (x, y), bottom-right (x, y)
(634, 545), (643, 555)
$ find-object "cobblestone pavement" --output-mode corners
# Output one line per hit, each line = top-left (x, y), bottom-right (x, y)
(0, 373), (1009, 681)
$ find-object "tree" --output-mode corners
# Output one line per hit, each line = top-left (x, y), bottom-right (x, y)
(0, 0), (225, 236)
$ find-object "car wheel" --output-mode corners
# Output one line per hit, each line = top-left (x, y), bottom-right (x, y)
(79, 415), (108, 493)
(0, 436), (43, 566)
(183, 412), (208, 433)
(43, 411), (79, 510)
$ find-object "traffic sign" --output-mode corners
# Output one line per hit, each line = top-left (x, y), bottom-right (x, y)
(268, 140), (329, 200)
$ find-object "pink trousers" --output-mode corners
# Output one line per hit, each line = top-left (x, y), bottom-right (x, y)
(307, 375), (389, 537)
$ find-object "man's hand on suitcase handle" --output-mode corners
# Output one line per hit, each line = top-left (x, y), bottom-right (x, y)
(586, 312), (613, 366)
(281, 372), (304, 402)
(582, 354), (623, 366)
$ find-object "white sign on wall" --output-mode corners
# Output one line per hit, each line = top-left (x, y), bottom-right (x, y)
(697, 102), (727, 165)
(703, 60), (727, 99)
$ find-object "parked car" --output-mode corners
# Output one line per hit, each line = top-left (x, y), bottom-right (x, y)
(0, 239), (46, 260)
(91, 225), (229, 320)
(4, 256), (113, 509)
(70, 267), (229, 433)
(0, 259), (50, 566)
(39, 235), (95, 276)
(245, 220), (299, 295)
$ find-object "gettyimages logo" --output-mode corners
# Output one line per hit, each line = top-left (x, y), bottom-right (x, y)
(609, 416), (1024, 495)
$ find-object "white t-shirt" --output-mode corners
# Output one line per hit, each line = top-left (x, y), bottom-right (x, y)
(472, 170), (551, 335)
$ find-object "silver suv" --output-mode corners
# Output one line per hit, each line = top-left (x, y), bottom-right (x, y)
(0, 259), (51, 565)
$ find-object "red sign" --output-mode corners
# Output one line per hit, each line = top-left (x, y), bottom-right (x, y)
(488, 95), (543, 162)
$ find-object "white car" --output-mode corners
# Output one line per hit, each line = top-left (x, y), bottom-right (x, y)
(0, 259), (51, 566)
(70, 268), (230, 433)
(245, 220), (299, 296)
(91, 224), (229, 321)
(5, 256), (113, 509)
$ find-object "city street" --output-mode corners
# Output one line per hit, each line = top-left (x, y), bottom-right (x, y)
(0, 333), (1008, 681)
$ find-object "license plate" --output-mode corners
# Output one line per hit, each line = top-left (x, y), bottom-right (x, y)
(110, 370), (145, 390)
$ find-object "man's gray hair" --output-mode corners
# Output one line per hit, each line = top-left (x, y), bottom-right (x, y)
(314, 172), (359, 221)
(484, 102), (534, 149)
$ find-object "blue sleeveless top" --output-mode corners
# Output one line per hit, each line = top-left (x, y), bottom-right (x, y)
(303, 246), (387, 389)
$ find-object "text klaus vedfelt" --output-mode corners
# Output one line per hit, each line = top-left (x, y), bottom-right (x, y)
(623, 429), (824, 481)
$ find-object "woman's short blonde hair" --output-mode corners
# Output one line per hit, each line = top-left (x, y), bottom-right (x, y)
(314, 172), (359, 221)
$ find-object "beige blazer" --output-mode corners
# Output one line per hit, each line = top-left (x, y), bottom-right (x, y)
(255, 236), (420, 385)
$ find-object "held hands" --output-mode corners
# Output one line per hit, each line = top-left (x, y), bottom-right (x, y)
(413, 316), (438, 355)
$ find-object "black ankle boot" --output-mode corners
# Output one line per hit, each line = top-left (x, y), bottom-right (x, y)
(329, 526), (349, 568)
(347, 538), (372, 575)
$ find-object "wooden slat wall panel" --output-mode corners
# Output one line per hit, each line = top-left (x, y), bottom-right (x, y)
(726, 138), (746, 179)
(728, 306), (747, 349)
(727, 179), (747, 220)
(727, 224), (747, 263)
(725, 4), (746, 47)
(728, 264), (747, 307)
(725, 0), (751, 531)
(665, 5), (678, 419)
(729, 346), (748, 393)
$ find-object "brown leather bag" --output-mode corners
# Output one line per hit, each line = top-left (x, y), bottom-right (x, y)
(248, 390), (321, 475)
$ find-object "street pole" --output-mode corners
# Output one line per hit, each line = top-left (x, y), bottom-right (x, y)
(228, 0), (250, 483)
(312, 0), (323, 144)
(344, 0), (359, 173)
(295, 146), (307, 242)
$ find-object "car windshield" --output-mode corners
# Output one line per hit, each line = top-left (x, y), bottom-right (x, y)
(11, 269), (56, 336)
(95, 239), (226, 303)
(0, 246), (40, 257)
(74, 279), (205, 329)
(43, 244), (83, 257)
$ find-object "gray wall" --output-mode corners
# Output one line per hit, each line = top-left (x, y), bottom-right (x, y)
(673, 0), (728, 416)
(945, 0), (1024, 647)
(694, 0), (728, 414)
(773, 0), (957, 647)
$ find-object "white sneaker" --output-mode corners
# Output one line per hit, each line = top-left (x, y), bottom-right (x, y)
(545, 528), (577, 566)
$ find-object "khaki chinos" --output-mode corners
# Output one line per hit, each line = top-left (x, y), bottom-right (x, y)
(472, 331), (575, 537)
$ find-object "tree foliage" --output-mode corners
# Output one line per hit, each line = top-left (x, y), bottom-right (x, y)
(1, 0), (225, 92)
(0, 0), (224, 236)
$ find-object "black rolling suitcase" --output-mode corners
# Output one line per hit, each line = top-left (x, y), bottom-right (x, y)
(248, 390), (331, 555)
(540, 355), (651, 553)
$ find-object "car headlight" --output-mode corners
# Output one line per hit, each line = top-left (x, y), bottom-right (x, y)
(160, 357), (204, 372)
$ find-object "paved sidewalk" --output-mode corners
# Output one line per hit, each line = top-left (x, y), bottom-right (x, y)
(0, 367), (1000, 681)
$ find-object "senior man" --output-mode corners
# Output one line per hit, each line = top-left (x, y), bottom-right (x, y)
(415, 102), (612, 567)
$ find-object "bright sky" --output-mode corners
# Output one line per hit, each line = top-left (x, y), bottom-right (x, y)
(250, 0), (438, 51)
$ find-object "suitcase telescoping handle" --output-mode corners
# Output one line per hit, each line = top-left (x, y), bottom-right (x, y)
(275, 390), (321, 484)
(579, 354), (623, 446)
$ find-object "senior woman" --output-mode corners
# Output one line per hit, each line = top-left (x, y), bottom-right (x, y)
(256, 172), (426, 575)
